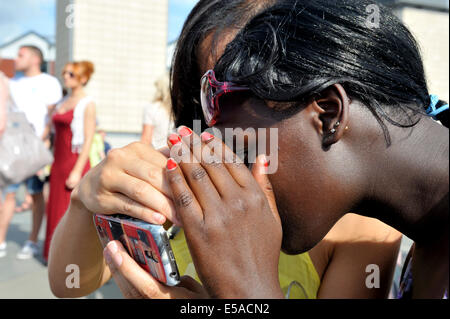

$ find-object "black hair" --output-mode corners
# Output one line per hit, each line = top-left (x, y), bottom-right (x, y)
(171, 0), (449, 142)
(171, 0), (275, 129)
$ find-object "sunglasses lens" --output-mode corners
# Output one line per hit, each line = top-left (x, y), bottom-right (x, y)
(200, 75), (215, 125)
(63, 71), (75, 78)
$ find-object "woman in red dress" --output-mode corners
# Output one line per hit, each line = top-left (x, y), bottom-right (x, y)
(44, 61), (96, 261)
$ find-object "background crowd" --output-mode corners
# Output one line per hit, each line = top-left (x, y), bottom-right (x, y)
(0, 46), (170, 263)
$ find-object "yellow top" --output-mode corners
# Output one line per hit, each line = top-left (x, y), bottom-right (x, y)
(170, 229), (321, 299)
(89, 133), (104, 168)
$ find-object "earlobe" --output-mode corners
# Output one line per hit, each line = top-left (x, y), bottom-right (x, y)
(314, 84), (350, 149)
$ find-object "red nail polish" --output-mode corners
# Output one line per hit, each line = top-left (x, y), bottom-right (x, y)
(201, 132), (215, 142)
(178, 126), (193, 137)
(169, 133), (182, 146)
(167, 158), (177, 170)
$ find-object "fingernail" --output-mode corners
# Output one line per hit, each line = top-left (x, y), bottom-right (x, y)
(178, 126), (193, 137)
(167, 158), (177, 171)
(112, 252), (123, 267)
(169, 133), (182, 146)
(153, 212), (166, 224)
(201, 132), (214, 142)
(107, 241), (118, 254)
(260, 155), (270, 173)
(105, 242), (122, 267)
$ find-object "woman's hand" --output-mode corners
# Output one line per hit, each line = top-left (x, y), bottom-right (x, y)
(71, 142), (181, 226)
(103, 240), (208, 299)
(65, 169), (82, 190)
(164, 127), (284, 298)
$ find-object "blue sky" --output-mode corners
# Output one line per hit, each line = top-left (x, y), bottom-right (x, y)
(0, 0), (197, 45)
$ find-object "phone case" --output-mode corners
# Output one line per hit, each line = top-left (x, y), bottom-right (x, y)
(93, 214), (180, 286)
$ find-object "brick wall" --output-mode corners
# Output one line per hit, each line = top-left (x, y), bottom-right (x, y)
(55, 0), (168, 134)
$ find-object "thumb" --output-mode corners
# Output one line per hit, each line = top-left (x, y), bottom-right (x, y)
(252, 154), (281, 225)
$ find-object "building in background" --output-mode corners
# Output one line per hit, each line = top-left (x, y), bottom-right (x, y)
(380, 0), (449, 102)
(0, 31), (55, 77)
(55, 0), (169, 148)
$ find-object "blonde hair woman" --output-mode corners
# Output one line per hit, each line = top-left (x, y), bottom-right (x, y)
(141, 73), (174, 149)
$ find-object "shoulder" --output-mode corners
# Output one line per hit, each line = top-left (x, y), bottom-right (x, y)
(143, 102), (160, 122)
(40, 73), (61, 85)
(82, 97), (96, 112)
(309, 213), (402, 279)
(327, 213), (401, 244)
(144, 101), (161, 113)
(10, 74), (23, 84)
(0, 72), (8, 86)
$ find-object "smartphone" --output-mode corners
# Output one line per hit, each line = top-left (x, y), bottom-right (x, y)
(93, 214), (180, 286)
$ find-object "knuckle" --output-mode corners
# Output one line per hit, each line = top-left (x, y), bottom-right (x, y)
(147, 168), (158, 182)
(140, 284), (158, 299)
(132, 183), (146, 199)
(94, 193), (105, 210)
(122, 197), (136, 215)
(229, 161), (245, 169)
(128, 141), (142, 149)
(106, 148), (123, 163)
(204, 157), (223, 169)
(168, 173), (183, 185)
(190, 167), (207, 181)
(176, 191), (194, 208)
(204, 216), (226, 237)
(230, 197), (249, 213)
(99, 168), (112, 186)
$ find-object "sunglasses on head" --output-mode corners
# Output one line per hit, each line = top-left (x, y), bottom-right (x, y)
(62, 71), (75, 78)
(200, 70), (250, 127)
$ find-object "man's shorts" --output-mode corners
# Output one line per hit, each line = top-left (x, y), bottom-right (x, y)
(4, 175), (44, 195)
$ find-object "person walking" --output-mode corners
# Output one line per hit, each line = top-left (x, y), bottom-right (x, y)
(0, 46), (62, 260)
(141, 73), (174, 149)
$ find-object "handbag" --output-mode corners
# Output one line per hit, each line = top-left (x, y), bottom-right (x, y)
(0, 111), (54, 187)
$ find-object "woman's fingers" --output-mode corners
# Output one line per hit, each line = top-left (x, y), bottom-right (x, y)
(103, 240), (201, 299)
(251, 154), (281, 225)
(200, 131), (256, 188)
(110, 172), (180, 225)
(177, 126), (256, 188)
(102, 192), (167, 225)
(165, 158), (204, 228)
(122, 158), (172, 200)
(168, 133), (222, 207)
(172, 128), (244, 196)
(112, 143), (172, 198)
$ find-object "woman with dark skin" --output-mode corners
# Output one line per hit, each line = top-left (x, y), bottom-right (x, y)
(49, 0), (447, 298)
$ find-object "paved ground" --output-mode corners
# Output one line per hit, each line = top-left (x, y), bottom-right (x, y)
(0, 186), (122, 299)
(0, 186), (413, 299)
